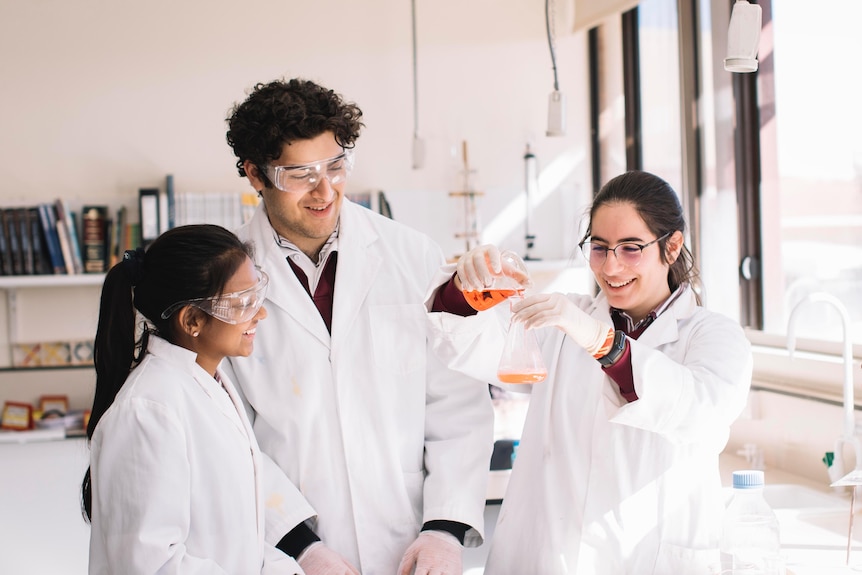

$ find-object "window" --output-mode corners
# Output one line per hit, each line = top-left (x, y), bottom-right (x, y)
(637, 0), (683, 191)
(759, 0), (862, 348)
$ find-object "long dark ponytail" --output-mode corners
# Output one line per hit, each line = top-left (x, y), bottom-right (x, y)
(81, 224), (254, 521)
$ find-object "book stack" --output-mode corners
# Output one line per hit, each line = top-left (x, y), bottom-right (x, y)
(0, 200), (114, 276)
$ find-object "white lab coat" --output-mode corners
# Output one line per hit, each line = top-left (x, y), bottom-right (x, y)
(427, 286), (753, 575)
(89, 336), (310, 575)
(224, 200), (495, 575)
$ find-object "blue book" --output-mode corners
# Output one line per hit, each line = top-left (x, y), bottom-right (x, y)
(14, 207), (33, 275)
(3, 209), (22, 275)
(166, 174), (175, 230)
(28, 207), (52, 275)
(0, 208), (10, 275)
(37, 203), (66, 274)
(56, 199), (84, 274)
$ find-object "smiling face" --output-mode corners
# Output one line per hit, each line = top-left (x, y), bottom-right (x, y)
(245, 132), (345, 260)
(588, 201), (683, 323)
(190, 256), (268, 375)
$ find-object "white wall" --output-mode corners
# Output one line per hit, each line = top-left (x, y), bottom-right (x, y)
(0, 0), (594, 261)
(0, 438), (91, 574)
(727, 388), (848, 489)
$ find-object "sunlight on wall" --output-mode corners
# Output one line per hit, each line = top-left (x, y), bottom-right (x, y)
(481, 147), (587, 246)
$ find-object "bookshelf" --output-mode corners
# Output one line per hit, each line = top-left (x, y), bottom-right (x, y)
(0, 275), (101, 436)
(0, 190), (258, 440)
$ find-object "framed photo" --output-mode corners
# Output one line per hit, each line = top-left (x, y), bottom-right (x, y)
(39, 395), (69, 414)
(1, 402), (33, 430)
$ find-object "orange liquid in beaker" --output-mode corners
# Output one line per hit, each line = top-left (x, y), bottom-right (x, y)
(462, 289), (523, 311)
(496, 369), (548, 384)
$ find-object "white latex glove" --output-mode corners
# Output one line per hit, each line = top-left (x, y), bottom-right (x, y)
(397, 530), (463, 575)
(512, 292), (613, 356)
(454, 244), (531, 292)
(297, 542), (360, 575)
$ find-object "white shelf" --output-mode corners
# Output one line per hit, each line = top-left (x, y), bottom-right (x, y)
(0, 274), (105, 289)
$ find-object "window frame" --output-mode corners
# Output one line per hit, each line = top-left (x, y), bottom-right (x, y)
(595, 0), (862, 405)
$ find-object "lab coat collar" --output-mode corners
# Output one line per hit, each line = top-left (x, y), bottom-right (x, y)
(328, 200), (382, 353)
(145, 336), (250, 438)
(590, 286), (698, 348)
(146, 335), (207, 378)
(244, 205), (332, 346)
(242, 199), (382, 349)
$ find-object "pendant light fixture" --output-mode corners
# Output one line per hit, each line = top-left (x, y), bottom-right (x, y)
(545, 0), (566, 136)
(724, 0), (762, 73)
(411, 0), (425, 168)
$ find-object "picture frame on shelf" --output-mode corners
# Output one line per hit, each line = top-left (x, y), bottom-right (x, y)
(39, 395), (68, 415)
(1, 401), (33, 430)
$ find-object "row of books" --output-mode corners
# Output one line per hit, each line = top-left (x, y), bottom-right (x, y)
(0, 200), (109, 276)
(0, 190), (261, 277)
(0, 190), (259, 276)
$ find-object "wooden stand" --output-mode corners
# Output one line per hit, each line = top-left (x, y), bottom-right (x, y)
(450, 141), (484, 256)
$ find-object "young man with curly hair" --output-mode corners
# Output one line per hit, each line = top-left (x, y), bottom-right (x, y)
(223, 79), (494, 575)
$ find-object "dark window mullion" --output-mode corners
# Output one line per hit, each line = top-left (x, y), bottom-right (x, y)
(622, 8), (642, 171)
(731, 0), (767, 330)
(588, 27), (601, 197)
(733, 69), (764, 329)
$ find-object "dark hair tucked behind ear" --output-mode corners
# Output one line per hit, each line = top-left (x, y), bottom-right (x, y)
(81, 224), (253, 521)
(225, 78), (364, 188)
(581, 170), (701, 302)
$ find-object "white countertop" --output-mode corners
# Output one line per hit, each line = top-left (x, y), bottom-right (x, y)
(484, 448), (862, 574)
(720, 453), (862, 574)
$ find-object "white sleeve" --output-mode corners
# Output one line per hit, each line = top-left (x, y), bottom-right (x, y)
(261, 451), (318, 547)
(608, 313), (753, 445)
(421, 338), (495, 547)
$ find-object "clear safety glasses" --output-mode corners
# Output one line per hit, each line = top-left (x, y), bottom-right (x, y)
(265, 149), (355, 194)
(160, 269), (269, 325)
(579, 232), (670, 268)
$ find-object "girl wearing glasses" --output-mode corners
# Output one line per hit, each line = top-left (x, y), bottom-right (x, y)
(429, 170), (753, 574)
(82, 224), (307, 574)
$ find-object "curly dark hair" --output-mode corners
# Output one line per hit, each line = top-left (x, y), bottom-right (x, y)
(225, 78), (365, 187)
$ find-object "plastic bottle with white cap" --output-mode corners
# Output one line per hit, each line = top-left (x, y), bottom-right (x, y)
(719, 469), (782, 574)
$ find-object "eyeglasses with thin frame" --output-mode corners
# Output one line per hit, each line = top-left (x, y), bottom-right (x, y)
(160, 269), (269, 325)
(265, 149), (355, 194)
(579, 232), (671, 268)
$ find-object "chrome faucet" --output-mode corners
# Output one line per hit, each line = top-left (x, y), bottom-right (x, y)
(787, 291), (859, 476)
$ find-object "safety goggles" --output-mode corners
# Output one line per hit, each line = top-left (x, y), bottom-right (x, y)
(265, 149), (355, 194)
(160, 269), (269, 325)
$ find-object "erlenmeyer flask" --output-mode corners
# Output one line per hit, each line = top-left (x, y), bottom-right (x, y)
(463, 250), (532, 311)
(497, 294), (547, 384)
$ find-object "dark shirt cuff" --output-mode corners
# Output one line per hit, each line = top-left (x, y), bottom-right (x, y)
(421, 520), (469, 545)
(275, 521), (321, 558)
(431, 274), (477, 317)
(602, 339), (638, 402)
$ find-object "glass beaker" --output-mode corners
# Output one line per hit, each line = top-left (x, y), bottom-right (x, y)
(462, 250), (532, 311)
(497, 294), (547, 384)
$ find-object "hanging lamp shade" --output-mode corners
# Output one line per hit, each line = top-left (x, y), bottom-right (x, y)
(725, 0), (762, 73)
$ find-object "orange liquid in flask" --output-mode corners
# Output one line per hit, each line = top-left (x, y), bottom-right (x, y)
(496, 369), (548, 384)
(462, 289), (523, 311)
